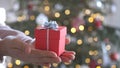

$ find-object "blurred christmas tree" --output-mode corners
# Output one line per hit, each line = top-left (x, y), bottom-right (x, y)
(6, 0), (120, 68)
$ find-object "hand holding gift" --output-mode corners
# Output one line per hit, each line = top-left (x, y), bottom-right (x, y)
(34, 21), (75, 63)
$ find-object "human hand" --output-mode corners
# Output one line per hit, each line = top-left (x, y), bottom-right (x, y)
(0, 36), (61, 66)
(31, 40), (75, 65)
(60, 51), (75, 63)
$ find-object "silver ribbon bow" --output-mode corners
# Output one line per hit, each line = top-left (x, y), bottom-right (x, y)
(43, 21), (58, 29)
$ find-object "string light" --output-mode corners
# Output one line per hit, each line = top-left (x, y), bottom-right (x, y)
(88, 17), (94, 23)
(7, 62), (13, 68)
(106, 44), (111, 51)
(79, 25), (84, 31)
(52, 63), (58, 67)
(75, 64), (81, 68)
(93, 37), (98, 42)
(24, 65), (29, 68)
(64, 62), (71, 65)
(89, 50), (94, 55)
(44, 6), (50, 11)
(24, 30), (30, 35)
(85, 9), (91, 15)
(111, 64), (117, 68)
(15, 60), (21, 65)
(77, 39), (83, 45)
(96, 66), (101, 68)
(30, 15), (35, 20)
(87, 37), (93, 43)
(71, 27), (76, 33)
(43, 66), (49, 68)
(94, 50), (98, 56)
(65, 9), (70, 15)
(17, 16), (23, 22)
(85, 58), (90, 64)
(55, 12), (60, 18)
(97, 59), (103, 64)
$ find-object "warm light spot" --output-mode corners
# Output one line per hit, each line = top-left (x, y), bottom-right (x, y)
(71, 27), (76, 33)
(85, 9), (91, 15)
(17, 16), (23, 22)
(43, 66), (49, 68)
(64, 62), (71, 65)
(106, 44), (111, 51)
(88, 37), (93, 43)
(85, 58), (90, 63)
(7, 63), (13, 68)
(96, 66), (101, 68)
(24, 65), (29, 68)
(89, 50), (94, 55)
(30, 15), (35, 20)
(77, 39), (83, 45)
(79, 25), (84, 31)
(52, 63), (58, 67)
(88, 17), (94, 23)
(97, 59), (103, 64)
(44, 6), (50, 11)
(93, 37), (98, 42)
(65, 9), (70, 15)
(22, 15), (26, 20)
(15, 60), (21, 65)
(111, 64), (116, 68)
(99, 16), (104, 21)
(55, 12), (60, 18)
(91, 14), (97, 18)
(75, 64), (81, 68)
(94, 50), (98, 56)
(24, 30), (30, 35)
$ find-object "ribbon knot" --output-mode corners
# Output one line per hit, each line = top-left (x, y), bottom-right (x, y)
(43, 21), (58, 29)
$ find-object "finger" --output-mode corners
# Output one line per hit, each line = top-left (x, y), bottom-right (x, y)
(30, 49), (57, 58)
(60, 56), (71, 63)
(62, 51), (76, 55)
(27, 57), (61, 64)
(60, 53), (75, 60)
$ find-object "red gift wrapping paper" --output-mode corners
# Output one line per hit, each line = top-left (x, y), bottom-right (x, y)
(34, 26), (67, 56)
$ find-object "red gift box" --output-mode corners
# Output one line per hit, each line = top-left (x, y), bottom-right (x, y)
(34, 26), (67, 56)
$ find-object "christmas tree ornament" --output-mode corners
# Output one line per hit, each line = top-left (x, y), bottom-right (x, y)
(110, 52), (119, 61)
(94, 18), (103, 30)
(65, 35), (71, 45)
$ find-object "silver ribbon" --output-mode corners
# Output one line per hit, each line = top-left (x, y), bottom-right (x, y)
(42, 21), (58, 50)
(43, 21), (58, 29)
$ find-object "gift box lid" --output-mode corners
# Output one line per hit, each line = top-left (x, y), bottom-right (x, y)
(35, 26), (67, 40)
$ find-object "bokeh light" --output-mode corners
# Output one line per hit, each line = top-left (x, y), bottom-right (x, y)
(85, 58), (90, 63)
(55, 12), (60, 18)
(7, 63), (13, 68)
(24, 65), (29, 68)
(15, 60), (21, 65)
(44, 6), (50, 11)
(79, 25), (84, 31)
(88, 17), (94, 23)
(24, 30), (30, 35)
(71, 27), (76, 33)
(77, 39), (83, 45)
(85, 9), (91, 15)
(65, 9), (70, 15)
